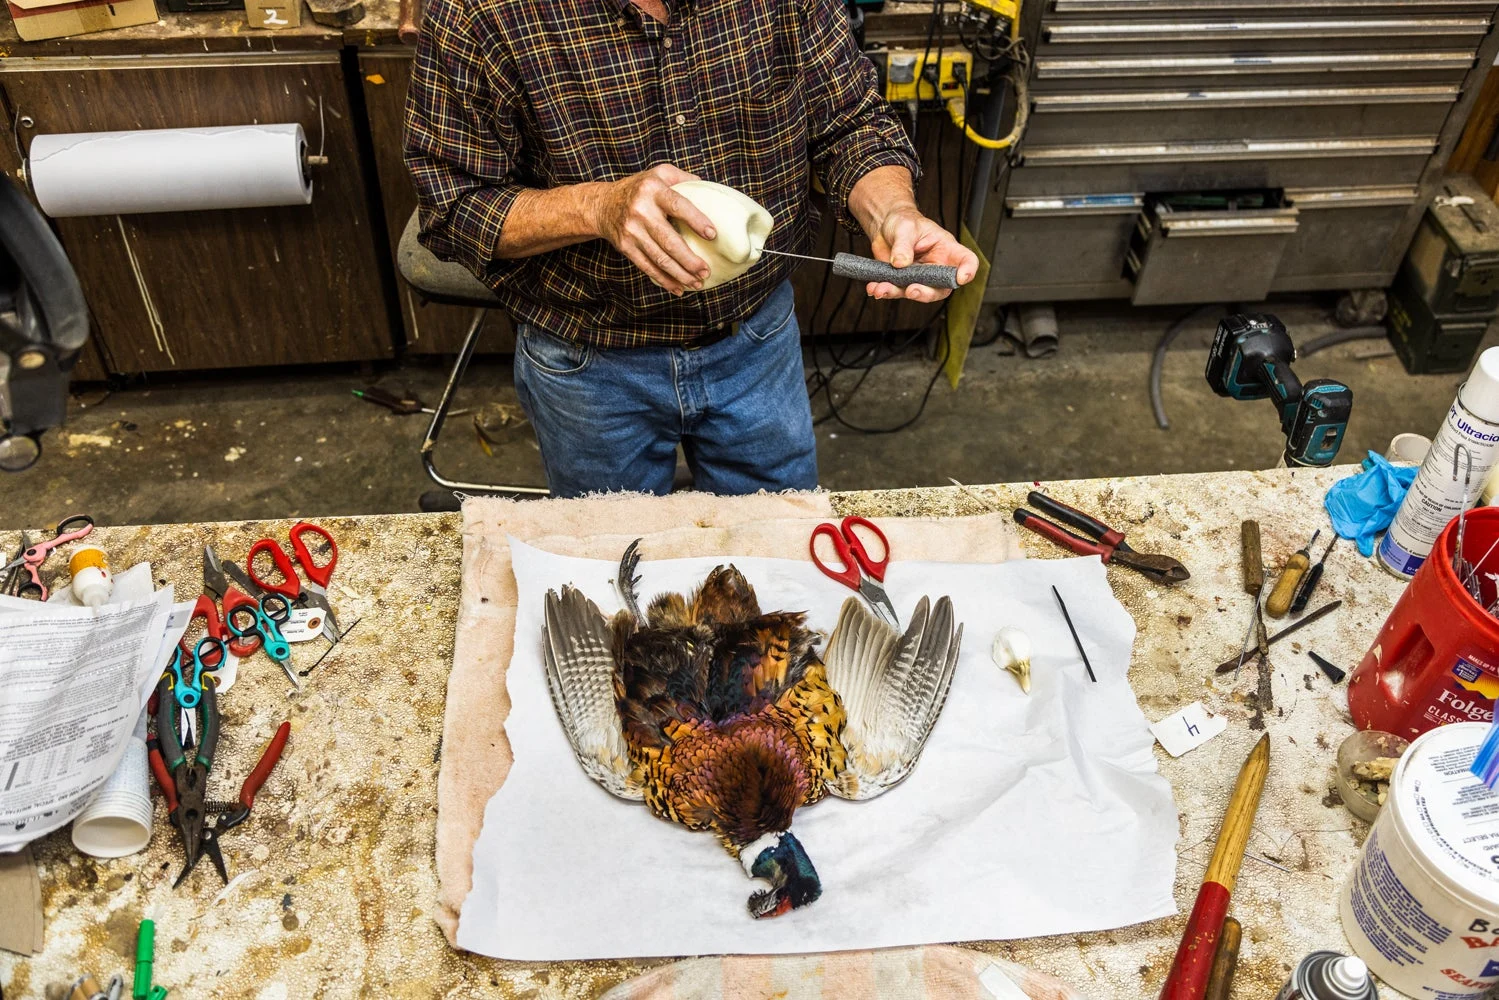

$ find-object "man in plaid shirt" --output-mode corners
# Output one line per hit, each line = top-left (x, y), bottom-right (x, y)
(405, 0), (977, 498)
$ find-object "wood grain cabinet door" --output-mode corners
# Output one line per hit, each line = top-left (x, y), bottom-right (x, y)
(358, 50), (515, 355)
(0, 53), (396, 373)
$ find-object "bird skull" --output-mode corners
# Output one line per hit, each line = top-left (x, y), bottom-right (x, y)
(993, 627), (1033, 694)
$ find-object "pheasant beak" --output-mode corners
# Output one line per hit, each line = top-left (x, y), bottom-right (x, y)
(743, 831), (822, 919)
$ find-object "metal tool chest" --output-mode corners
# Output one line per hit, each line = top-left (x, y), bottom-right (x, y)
(985, 0), (1499, 305)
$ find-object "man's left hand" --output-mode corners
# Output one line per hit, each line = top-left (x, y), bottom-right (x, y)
(866, 205), (979, 303)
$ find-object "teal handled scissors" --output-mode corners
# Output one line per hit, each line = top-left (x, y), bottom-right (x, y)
(168, 636), (226, 711)
(225, 594), (298, 688)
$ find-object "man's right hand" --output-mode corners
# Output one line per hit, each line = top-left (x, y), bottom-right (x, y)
(589, 164), (717, 296)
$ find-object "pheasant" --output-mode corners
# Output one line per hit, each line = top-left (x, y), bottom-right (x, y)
(542, 541), (963, 918)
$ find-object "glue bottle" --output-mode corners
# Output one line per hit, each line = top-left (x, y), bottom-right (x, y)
(1275, 951), (1376, 1000)
(1379, 347), (1499, 578)
(68, 546), (112, 607)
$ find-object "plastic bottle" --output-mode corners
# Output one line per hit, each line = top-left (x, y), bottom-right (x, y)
(1275, 951), (1376, 1000)
(1380, 347), (1499, 578)
(68, 546), (112, 607)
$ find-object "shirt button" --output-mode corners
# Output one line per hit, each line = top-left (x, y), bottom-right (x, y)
(676, 113), (687, 125)
(663, 36), (673, 47)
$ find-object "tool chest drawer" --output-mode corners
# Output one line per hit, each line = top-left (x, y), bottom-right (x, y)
(1025, 86), (1461, 144)
(1031, 51), (1480, 89)
(1009, 138), (1436, 197)
(991, 186), (1420, 300)
(1048, 0), (1499, 15)
(1038, 17), (1492, 54)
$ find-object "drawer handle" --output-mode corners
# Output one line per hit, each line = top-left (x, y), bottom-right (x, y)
(1032, 84), (1460, 113)
(1051, 0), (1495, 11)
(1023, 135), (1437, 165)
(1007, 194), (1145, 217)
(1035, 51), (1477, 78)
(1046, 18), (1490, 44)
(1159, 215), (1301, 238)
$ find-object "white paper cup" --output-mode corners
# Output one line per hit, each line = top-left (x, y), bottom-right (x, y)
(71, 715), (153, 858)
(1385, 433), (1432, 466)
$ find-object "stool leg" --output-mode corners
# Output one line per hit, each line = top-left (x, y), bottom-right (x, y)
(420, 307), (549, 499)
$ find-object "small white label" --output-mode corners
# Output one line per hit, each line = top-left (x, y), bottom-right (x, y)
(279, 607), (325, 643)
(1150, 702), (1226, 758)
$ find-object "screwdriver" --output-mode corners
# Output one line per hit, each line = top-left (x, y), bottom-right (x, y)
(1290, 536), (1339, 615)
(1266, 529), (1320, 619)
(757, 249), (960, 289)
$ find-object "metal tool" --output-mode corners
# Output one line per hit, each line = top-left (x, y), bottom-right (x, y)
(1267, 530), (1319, 619)
(1215, 600), (1342, 673)
(0, 514), (93, 600)
(203, 545), (262, 658)
(2, 532), (30, 596)
(1205, 314), (1353, 467)
(756, 248), (959, 290)
(225, 594), (298, 688)
(351, 387), (467, 417)
(1052, 586), (1097, 683)
(247, 522), (341, 643)
(173, 721), (289, 888)
(1290, 536), (1339, 615)
(1234, 522), (1270, 675)
(1013, 491), (1190, 583)
(150, 670), (219, 875)
(809, 516), (898, 626)
(1234, 569), (1271, 677)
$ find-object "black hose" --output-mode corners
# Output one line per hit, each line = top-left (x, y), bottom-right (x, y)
(1296, 326), (1387, 359)
(1151, 304), (1223, 431)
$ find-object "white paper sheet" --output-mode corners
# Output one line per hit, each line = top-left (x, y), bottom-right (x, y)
(458, 541), (1179, 960)
(0, 569), (192, 852)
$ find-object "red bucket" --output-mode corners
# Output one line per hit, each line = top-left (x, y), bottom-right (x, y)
(1349, 507), (1499, 738)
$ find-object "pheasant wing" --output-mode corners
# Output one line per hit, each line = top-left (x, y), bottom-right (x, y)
(821, 595), (963, 800)
(543, 585), (643, 800)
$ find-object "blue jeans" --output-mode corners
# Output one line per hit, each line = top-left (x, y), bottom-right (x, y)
(512, 280), (818, 498)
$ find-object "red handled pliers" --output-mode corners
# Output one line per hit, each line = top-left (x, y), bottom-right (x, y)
(1013, 491), (1191, 584)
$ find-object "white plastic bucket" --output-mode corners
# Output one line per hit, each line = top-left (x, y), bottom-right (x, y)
(1340, 722), (1499, 997)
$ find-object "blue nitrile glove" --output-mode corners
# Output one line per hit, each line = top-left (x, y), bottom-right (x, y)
(1324, 450), (1419, 557)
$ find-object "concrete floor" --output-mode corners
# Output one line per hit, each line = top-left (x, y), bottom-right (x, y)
(0, 297), (1481, 529)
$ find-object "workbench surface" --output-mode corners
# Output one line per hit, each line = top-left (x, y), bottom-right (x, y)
(0, 467), (1410, 999)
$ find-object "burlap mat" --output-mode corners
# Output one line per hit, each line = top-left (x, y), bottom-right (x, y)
(437, 491), (1022, 943)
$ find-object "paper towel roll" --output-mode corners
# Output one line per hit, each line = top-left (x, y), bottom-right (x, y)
(29, 124), (314, 218)
(71, 710), (153, 858)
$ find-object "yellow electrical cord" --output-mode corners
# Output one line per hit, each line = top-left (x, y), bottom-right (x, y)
(947, 0), (1029, 150)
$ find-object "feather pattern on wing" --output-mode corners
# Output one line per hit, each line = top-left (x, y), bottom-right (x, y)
(821, 595), (963, 800)
(542, 585), (643, 800)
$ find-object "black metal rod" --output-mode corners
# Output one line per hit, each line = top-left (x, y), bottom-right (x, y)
(1052, 585), (1097, 683)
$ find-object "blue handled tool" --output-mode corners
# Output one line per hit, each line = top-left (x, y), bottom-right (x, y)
(225, 594), (298, 688)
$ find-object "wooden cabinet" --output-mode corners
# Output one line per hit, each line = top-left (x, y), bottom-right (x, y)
(358, 50), (515, 355)
(0, 51), (396, 373)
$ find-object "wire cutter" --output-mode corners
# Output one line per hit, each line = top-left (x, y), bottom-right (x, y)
(171, 721), (290, 888)
(1013, 492), (1191, 584)
(0, 514), (94, 599)
(150, 670), (219, 875)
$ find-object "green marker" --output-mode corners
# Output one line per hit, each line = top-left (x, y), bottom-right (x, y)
(133, 919), (168, 1000)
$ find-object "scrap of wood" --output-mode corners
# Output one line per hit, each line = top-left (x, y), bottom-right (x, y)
(305, 0), (364, 26)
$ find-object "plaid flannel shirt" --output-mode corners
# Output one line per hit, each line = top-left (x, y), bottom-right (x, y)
(404, 0), (919, 349)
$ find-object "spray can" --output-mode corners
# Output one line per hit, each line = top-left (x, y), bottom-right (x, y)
(1379, 347), (1499, 578)
(1275, 951), (1376, 1000)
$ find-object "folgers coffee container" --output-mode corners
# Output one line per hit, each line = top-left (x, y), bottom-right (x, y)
(1349, 508), (1499, 739)
(1341, 723), (1499, 997)
(1274, 952), (1375, 1000)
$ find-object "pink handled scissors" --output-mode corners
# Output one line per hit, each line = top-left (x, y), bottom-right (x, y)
(809, 516), (898, 626)
(1, 514), (94, 600)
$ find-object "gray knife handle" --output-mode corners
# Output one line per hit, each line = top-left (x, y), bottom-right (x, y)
(832, 252), (959, 290)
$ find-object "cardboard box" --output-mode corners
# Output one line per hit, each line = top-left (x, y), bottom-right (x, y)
(246, 0), (299, 28)
(5, 0), (157, 41)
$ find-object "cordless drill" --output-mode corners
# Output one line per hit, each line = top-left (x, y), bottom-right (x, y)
(1205, 314), (1353, 467)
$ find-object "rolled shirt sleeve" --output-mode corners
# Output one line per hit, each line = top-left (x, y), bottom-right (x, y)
(799, 0), (921, 233)
(403, 0), (527, 285)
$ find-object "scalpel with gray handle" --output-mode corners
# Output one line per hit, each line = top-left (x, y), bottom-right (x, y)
(757, 249), (960, 289)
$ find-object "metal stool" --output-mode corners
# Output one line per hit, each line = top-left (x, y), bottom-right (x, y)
(397, 210), (548, 499)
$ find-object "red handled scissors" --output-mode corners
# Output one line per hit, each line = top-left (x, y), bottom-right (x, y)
(1, 514), (93, 600)
(809, 516), (898, 627)
(247, 522), (340, 643)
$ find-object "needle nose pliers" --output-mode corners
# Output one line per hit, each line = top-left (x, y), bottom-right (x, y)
(1013, 491), (1191, 584)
